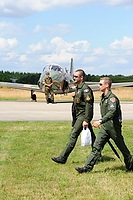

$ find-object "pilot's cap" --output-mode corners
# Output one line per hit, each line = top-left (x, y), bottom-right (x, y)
(46, 72), (50, 75)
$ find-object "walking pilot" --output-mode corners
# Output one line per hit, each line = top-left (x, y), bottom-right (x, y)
(76, 77), (133, 173)
(51, 69), (101, 164)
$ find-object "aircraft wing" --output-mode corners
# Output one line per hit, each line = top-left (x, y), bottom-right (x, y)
(111, 82), (133, 88)
(0, 82), (43, 92)
(0, 81), (133, 95)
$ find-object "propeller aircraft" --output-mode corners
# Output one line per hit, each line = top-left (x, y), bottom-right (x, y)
(0, 58), (76, 101)
(0, 58), (133, 102)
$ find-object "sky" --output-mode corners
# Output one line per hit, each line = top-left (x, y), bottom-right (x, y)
(0, 0), (133, 75)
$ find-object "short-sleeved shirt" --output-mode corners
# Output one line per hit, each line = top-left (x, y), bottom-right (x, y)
(44, 77), (52, 87)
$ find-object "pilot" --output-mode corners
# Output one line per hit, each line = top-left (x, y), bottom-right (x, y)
(51, 69), (100, 164)
(43, 72), (54, 104)
(75, 77), (133, 173)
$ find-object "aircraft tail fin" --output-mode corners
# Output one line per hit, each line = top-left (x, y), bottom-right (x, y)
(70, 58), (73, 77)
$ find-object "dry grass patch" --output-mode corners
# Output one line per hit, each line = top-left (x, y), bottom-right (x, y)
(0, 86), (133, 101)
(0, 87), (72, 101)
(94, 87), (133, 101)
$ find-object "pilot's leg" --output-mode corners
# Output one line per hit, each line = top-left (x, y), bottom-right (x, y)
(72, 103), (77, 127)
(51, 116), (83, 164)
(88, 123), (102, 163)
(45, 87), (49, 103)
(50, 89), (54, 103)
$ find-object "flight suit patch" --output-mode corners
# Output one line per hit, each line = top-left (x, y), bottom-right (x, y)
(110, 104), (115, 108)
(110, 97), (116, 102)
(84, 89), (90, 93)
(86, 96), (90, 101)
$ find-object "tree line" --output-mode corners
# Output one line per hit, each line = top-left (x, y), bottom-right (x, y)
(85, 74), (133, 83)
(0, 70), (133, 84)
(0, 71), (40, 85)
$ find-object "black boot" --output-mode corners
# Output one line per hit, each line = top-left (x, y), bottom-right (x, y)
(75, 166), (90, 173)
(51, 156), (66, 164)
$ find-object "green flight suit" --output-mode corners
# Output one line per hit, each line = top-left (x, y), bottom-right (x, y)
(84, 91), (133, 171)
(44, 76), (54, 102)
(59, 82), (95, 162)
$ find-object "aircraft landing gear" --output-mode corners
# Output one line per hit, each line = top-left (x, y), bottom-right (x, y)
(31, 90), (37, 102)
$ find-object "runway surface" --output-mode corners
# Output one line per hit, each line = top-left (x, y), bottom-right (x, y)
(0, 101), (133, 121)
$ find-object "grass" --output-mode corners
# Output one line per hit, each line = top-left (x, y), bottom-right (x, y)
(0, 87), (73, 102)
(0, 121), (133, 200)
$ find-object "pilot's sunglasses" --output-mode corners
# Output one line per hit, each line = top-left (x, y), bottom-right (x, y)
(99, 83), (103, 86)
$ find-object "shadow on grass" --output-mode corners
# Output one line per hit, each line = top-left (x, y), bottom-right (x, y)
(67, 156), (115, 165)
(104, 165), (126, 172)
(91, 165), (126, 174)
(101, 155), (116, 162)
(71, 155), (116, 165)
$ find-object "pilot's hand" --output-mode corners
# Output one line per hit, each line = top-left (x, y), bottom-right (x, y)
(72, 92), (75, 98)
(93, 121), (101, 128)
(82, 121), (88, 129)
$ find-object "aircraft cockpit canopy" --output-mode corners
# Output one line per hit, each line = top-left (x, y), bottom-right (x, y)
(43, 64), (63, 73)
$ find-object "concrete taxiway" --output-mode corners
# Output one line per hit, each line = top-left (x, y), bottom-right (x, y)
(0, 101), (133, 121)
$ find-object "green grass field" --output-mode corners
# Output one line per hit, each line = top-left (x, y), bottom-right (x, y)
(0, 121), (133, 200)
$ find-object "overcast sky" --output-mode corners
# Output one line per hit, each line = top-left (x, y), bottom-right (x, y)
(0, 0), (133, 75)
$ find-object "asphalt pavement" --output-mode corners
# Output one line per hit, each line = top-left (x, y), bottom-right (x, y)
(0, 101), (133, 121)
